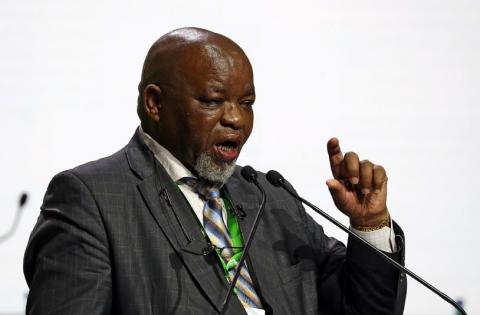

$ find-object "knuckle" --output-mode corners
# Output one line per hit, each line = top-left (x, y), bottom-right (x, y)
(346, 163), (359, 173)
(345, 151), (358, 159)
(374, 164), (386, 174)
(360, 159), (373, 168)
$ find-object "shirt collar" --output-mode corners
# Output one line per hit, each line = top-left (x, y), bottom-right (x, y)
(139, 125), (195, 182)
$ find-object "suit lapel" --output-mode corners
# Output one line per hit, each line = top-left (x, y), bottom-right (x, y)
(125, 131), (245, 314)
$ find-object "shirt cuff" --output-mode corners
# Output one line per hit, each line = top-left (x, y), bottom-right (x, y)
(350, 217), (397, 253)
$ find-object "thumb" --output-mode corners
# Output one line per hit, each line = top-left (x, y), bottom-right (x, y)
(326, 178), (347, 201)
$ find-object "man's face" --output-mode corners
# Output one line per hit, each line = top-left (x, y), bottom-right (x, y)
(155, 43), (255, 184)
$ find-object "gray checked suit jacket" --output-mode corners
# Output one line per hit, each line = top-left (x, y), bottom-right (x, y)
(24, 130), (407, 314)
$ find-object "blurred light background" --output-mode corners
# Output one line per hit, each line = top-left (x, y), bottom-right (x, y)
(1, 1), (478, 314)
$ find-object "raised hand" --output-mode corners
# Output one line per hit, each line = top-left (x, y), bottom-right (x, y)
(326, 138), (389, 228)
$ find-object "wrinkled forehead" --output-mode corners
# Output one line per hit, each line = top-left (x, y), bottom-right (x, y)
(177, 41), (253, 80)
(173, 45), (253, 98)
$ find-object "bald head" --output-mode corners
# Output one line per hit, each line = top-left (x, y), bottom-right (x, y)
(137, 27), (251, 121)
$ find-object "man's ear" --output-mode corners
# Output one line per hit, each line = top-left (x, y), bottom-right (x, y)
(143, 84), (162, 122)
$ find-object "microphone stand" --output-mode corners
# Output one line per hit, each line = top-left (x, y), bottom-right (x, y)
(0, 193), (28, 243)
(219, 168), (267, 315)
(267, 171), (467, 315)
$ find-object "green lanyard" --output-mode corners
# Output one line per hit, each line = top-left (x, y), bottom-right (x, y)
(220, 197), (244, 275)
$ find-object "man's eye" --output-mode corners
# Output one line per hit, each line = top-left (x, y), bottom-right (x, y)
(201, 99), (224, 106)
(242, 100), (255, 107)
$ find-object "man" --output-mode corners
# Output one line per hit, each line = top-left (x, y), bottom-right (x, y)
(24, 27), (406, 314)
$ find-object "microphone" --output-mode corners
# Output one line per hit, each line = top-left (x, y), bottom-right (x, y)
(0, 192), (29, 243)
(233, 205), (247, 219)
(219, 166), (267, 314)
(266, 170), (467, 315)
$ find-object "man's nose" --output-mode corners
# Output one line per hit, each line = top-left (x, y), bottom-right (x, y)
(220, 102), (243, 130)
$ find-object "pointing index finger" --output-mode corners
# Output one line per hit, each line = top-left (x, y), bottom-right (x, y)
(327, 137), (343, 179)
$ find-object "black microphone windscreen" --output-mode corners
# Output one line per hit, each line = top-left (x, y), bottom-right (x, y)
(266, 170), (285, 187)
(19, 192), (28, 207)
(241, 165), (257, 182)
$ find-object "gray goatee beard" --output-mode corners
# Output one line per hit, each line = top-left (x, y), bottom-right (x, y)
(193, 152), (236, 186)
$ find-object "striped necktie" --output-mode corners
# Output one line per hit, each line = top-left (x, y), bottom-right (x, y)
(181, 177), (263, 309)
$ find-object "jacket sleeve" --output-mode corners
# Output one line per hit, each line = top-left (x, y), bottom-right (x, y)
(23, 171), (112, 315)
(303, 206), (407, 315)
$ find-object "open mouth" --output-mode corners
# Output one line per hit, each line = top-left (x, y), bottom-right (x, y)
(213, 140), (240, 162)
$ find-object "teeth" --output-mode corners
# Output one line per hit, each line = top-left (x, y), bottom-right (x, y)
(218, 145), (234, 151)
